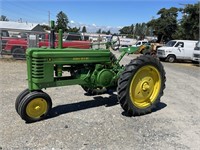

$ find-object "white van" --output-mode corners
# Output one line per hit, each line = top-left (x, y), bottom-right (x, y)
(132, 40), (149, 47)
(157, 40), (198, 62)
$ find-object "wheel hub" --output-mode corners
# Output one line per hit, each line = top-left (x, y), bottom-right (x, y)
(26, 98), (48, 118)
(142, 82), (150, 91)
(34, 106), (41, 110)
(129, 65), (161, 108)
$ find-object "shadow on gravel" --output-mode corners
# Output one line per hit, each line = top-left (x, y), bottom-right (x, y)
(121, 102), (167, 117)
(46, 94), (118, 120)
(152, 102), (167, 112)
(192, 63), (200, 67)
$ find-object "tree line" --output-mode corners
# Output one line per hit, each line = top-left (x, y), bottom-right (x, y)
(119, 3), (199, 42)
(1, 2), (198, 40)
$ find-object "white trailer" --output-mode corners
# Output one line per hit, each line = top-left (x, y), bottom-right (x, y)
(119, 38), (136, 47)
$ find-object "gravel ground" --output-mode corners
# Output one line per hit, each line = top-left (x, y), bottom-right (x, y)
(0, 51), (200, 150)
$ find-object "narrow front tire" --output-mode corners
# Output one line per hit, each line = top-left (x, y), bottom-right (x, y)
(15, 88), (30, 114)
(18, 91), (52, 123)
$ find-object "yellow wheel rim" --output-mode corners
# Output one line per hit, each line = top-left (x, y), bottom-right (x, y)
(129, 65), (161, 109)
(26, 98), (48, 118)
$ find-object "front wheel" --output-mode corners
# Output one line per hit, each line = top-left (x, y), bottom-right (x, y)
(117, 55), (166, 116)
(15, 88), (30, 114)
(17, 91), (52, 123)
(165, 55), (176, 63)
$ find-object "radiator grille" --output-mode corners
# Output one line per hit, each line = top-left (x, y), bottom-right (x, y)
(31, 58), (45, 79)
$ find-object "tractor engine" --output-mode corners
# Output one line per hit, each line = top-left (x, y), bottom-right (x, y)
(71, 63), (117, 89)
(94, 68), (116, 87)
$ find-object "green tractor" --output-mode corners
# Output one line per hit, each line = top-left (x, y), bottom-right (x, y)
(15, 21), (166, 123)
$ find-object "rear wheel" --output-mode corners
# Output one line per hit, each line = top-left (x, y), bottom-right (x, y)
(12, 48), (25, 59)
(117, 55), (166, 116)
(17, 91), (52, 123)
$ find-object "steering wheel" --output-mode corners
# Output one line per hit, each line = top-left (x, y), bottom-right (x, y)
(110, 34), (120, 51)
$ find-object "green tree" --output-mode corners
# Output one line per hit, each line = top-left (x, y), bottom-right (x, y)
(82, 26), (87, 33)
(145, 27), (151, 36)
(96, 29), (101, 34)
(119, 26), (132, 35)
(101, 30), (111, 35)
(0, 15), (9, 21)
(106, 30), (111, 35)
(134, 23), (147, 39)
(68, 27), (80, 33)
(55, 11), (69, 32)
(178, 3), (199, 40)
(119, 25), (135, 38)
(101, 30), (107, 34)
(130, 24), (134, 35)
(119, 23), (148, 39)
(147, 7), (179, 42)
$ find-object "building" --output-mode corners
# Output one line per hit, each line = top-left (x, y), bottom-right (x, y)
(0, 21), (45, 36)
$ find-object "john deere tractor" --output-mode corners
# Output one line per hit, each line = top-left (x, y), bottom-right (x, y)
(15, 21), (166, 123)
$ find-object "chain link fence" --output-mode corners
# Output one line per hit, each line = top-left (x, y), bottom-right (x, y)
(0, 29), (113, 60)
(0, 29), (46, 59)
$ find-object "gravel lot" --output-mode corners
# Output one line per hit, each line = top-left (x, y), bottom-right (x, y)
(0, 51), (200, 150)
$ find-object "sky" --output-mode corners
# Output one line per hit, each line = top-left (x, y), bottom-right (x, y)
(0, 0), (198, 32)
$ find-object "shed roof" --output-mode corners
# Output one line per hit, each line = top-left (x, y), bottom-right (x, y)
(0, 21), (40, 31)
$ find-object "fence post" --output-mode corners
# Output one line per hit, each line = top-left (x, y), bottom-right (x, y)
(0, 35), (2, 58)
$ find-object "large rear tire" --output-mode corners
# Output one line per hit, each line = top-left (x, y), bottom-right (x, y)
(117, 55), (166, 116)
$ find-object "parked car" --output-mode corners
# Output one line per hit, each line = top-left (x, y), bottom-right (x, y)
(1, 30), (9, 37)
(2, 33), (91, 59)
(0, 30), (16, 50)
(39, 33), (91, 49)
(157, 40), (198, 62)
(3, 38), (27, 59)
